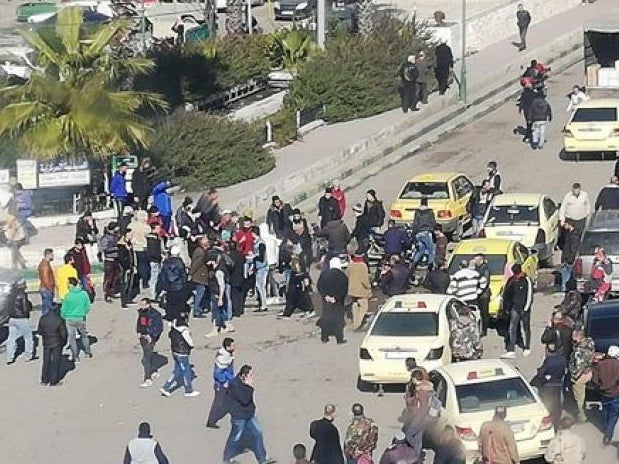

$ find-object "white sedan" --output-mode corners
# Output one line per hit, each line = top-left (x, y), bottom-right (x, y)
(429, 359), (555, 463)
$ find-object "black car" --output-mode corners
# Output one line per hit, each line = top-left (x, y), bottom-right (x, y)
(583, 300), (619, 354)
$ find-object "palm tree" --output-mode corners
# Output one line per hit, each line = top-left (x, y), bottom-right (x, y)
(0, 7), (166, 160)
(226, 0), (245, 35)
(357, 0), (375, 37)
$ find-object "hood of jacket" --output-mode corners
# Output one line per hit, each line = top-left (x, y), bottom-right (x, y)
(215, 347), (234, 369)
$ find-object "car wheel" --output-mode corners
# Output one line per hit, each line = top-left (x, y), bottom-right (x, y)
(357, 376), (376, 393)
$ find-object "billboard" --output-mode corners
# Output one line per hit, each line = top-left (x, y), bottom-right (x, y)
(38, 158), (90, 188)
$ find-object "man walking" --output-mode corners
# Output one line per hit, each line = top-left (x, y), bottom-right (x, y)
(110, 161), (129, 220)
(6, 279), (36, 364)
(559, 221), (580, 292)
(534, 344), (567, 426)
(37, 303), (67, 386)
(123, 422), (169, 464)
(569, 329), (595, 422)
(190, 235), (210, 318)
(478, 406), (519, 464)
(136, 298), (164, 388)
(310, 404), (345, 464)
(435, 40), (454, 95)
(592, 345), (619, 445)
(530, 93), (552, 149)
(343, 403), (379, 464)
(206, 337), (235, 429)
(100, 221), (120, 304)
(473, 254), (491, 336)
(559, 183), (590, 237)
(501, 263), (534, 359)
(595, 176), (619, 211)
(160, 313), (199, 397)
(61, 277), (92, 363)
(415, 51), (433, 105)
(447, 260), (487, 305)
(516, 3), (531, 51)
(399, 55), (419, 113)
(223, 365), (275, 464)
(38, 248), (55, 316)
(347, 253), (372, 331)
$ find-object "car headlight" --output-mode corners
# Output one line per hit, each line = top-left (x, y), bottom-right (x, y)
(296, 2), (308, 9)
(425, 347), (444, 361)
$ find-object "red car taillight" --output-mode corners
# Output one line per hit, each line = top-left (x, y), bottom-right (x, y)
(390, 209), (402, 218)
(437, 210), (452, 219)
(456, 426), (477, 441)
(538, 415), (553, 432)
(535, 229), (546, 244)
(573, 257), (583, 278)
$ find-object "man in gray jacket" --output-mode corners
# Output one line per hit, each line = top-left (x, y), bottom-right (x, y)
(416, 51), (433, 105)
(123, 422), (169, 464)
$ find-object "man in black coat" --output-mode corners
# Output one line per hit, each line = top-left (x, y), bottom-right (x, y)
(423, 261), (450, 294)
(266, 195), (293, 239)
(37, 304), (68, 386)
(317, 259), (348, 344)
(595, 176), (619, 211)
(131, 158), (155, 210)
(317, 188), (341, 228)
(435, 41), (454, 95)
(399, 55), (419, 113)
(310, 404), (345, 464)
(516, 3), (531, 51)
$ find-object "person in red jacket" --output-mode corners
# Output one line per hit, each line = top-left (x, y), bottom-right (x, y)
(233, 217), (255, 257)
(331, 179), (347, 219)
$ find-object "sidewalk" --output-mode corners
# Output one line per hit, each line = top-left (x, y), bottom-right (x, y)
(219, 0), (614, 214)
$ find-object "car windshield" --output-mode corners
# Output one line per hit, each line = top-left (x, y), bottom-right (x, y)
(485, 205), (539, 226)
(456, 377), (535, 413)
(580, 231), (619, 255)
(571, 107), (617, 123)
(371, 312), (438, 337)
(399, 182), (449, 200)
(589, 314), (619, 340)
(447, 254), (506, 276)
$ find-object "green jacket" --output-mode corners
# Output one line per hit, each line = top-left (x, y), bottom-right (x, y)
(61, 287), (91, 320)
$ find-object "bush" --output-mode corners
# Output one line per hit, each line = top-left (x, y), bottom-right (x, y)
(150, 112), (275, 189)
(268, 105), (299, 146)
(290, 16), (436, 122)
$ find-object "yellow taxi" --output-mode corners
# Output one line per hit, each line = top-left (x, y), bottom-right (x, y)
(358, 294), (472, 391)
(389, 172), (474, 240)
(479, 193), (560, 267)
(447, 239), (538, 317)
(563, 98), (619, 154)
(429, 360), (554, 463)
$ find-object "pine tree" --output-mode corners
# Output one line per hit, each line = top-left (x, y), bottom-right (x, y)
(225, 0), (245, 35)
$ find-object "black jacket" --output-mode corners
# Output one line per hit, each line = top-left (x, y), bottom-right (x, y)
(529, 97), (552, 122)
(595, 185), (619, 211)
(502, 274), (533, 312)
(146, 233), (162, 263)
(351, 214), (373, 244)
(318, 196), (340, 226)
(75, 217), (98, 244)
(541, 324), (574, 359)
(169, 325), (192, 355)
(381, 263), (410, 296)
(412, 207), (436, 233)
(364, 200), (386, 228)
(136, 307), (164, 341)
(560, 228), (580, 265)
(317, 220), (351, 252)
(535, 352), (567, 388)
(227, 375), (256, 420)
(518, 87), (538, 120)
(158, 257), (187, 292)
(131, 167), (153, 201)
(37, 310), (68, 349)
(310, 417), (345, 464)
(8, 290), (31, 319)
(435, 43), (454, 70)
(423, 269), (450, 294)
(118, 243), (136, 271)
(266, 203), (293, 238)
(400, 62), (419, 84)
(229, 250), (245, 287)
(517, 9), (531, 27)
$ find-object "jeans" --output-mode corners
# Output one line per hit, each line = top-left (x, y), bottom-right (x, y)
(211, 296), (228, 330)
(6, 318), (34, 361)
(602, 396), (619, 441)
(41, 346), (62, 385)
(113, 198), (127, 220)
(194, 283), (208, 317)
(40, 289), (54, 316)
(207, 385), (229, 426)
(140, 337), (156, 381)
(223, 416), (267, 463)
(149, 262), (161, 300)
(519, 24), (528, 49)
(136, 251), (150, 288)
(225, 283), (232, 320)
(255, 267), (269, 309)
(560, 264), (572, 292)
(163, 353), (194, 394)
(507, 309), (531, 352)
(472, 216), (485, 236)
(532, 121), (547, 148)
(66, 319), (91, 359)
(103, 260), (120, 298)
(414, 231), (435, 266)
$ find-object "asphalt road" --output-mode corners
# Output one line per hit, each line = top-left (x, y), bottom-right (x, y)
(2, 65), (619, 464)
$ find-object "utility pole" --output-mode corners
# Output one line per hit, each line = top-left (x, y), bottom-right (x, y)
(460, 0), (467, 104)
(140, 0), (146, 53)
(247, 0), (253, 34)
(317, 0), (325, 49)
(204, 0), (216, 39)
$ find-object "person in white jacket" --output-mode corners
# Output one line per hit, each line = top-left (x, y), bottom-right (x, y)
(566, 85), (589, 114)
(544, 416), (585, 464)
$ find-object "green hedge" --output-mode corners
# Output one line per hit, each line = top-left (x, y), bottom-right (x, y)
(150, 112), (275, 189)
(290, 17), (436, 122)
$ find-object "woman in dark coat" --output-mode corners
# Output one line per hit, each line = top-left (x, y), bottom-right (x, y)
(278, 257), (313, 318)
(118, 230), (139, 308)
(316, 258), (348, 344)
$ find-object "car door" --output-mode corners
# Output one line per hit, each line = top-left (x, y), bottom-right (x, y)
(452, 176), (473, 220)
(542, 196), (560, 245)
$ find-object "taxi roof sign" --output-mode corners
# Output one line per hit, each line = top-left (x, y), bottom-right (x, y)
(467, 367), (505, 380)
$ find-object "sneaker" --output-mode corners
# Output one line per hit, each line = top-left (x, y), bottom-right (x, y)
(523, 349), (531, 357)
(151, 372), (161, 380)
(276, 312), (285, 317)
(140, 379), (153, 388)
(184, 391), (201, 397)
(159, 388), (171, 397)
(206, 422), (220, 429)
(500, 351), (516, 359)
(307, 311), (317, 318)
(6, 359), (15, 365)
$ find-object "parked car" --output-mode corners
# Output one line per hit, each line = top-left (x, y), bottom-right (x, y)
(573, 210), (619, 295)
(273, 0), (316, 20)
(479, 193), (560, 267)
(389, 172), (475, 241)
(16, 1), (57, 22)
(583, 299), (619, 355)
(563, 98), (619, 157)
